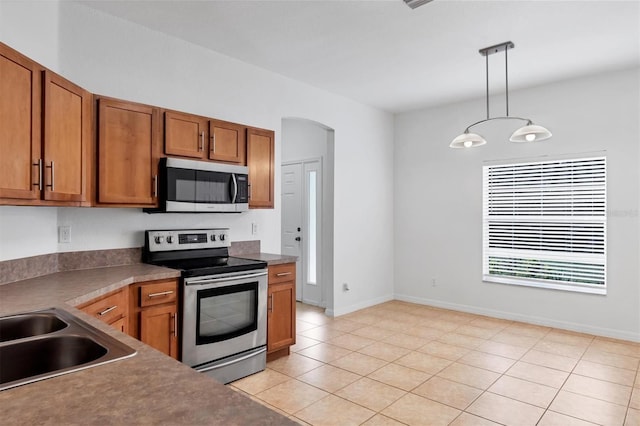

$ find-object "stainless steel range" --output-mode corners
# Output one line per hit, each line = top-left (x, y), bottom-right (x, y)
(143, 228), (267, 384)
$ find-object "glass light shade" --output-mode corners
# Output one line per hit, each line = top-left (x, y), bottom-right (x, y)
(509, 124), (552, 143)
(450, 132), (487, 148)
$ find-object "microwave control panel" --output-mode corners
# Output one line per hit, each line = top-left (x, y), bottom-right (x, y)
(146, 228), (230, 252)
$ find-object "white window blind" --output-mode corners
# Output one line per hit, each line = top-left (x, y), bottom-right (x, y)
(482, 156), (606, 294)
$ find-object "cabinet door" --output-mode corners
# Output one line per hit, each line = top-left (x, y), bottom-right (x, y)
(267, 281), (296, 353)
(209, 119), (246, 164)
(0, 43), (41, 200)
(140, 304), (178, 359)
(164, 110), (208, 159)
(247, 127), (275, 208)
(110, 316), (128, 334)
(97, 98), (160, 206)
(43, 71), (92, 202)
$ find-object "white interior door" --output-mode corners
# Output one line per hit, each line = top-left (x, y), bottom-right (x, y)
(282, 160), (323, 306)
(282, 163), (303, 301)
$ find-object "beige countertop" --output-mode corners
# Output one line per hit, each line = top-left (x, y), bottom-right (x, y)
(238, 252), (298, 265)
(0, 264), (296, 425)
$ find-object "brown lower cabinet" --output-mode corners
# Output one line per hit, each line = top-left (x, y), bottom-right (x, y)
(267, 263), (296, 361)
(77, 287), (129, 334)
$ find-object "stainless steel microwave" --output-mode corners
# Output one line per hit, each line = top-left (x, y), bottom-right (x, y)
(146, 157), (249, 213)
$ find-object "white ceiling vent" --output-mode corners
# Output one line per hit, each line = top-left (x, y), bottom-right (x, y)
(403, 0), (434, 9)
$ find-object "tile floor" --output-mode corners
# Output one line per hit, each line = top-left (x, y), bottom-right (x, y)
(229, 301), (640, 426)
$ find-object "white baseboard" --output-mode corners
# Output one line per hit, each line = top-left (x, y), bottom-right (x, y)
(394, 293), (640, 343)
(327, 293), (394, 317)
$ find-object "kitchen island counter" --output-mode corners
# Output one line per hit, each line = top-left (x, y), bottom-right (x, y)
(0, 264), (296, 425)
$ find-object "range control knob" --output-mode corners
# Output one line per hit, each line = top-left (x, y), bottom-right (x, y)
(154, 236), (165, 244)
(166, 236), (174, 244)
(210, 234), (216, 242)
(219, 234), (226, 241)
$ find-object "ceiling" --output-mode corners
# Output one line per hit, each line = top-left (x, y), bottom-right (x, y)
(76, 0), (640, 113)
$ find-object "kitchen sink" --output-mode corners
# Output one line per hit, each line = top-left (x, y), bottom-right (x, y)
(0, 312), (68, 342)
(0, 308), (136, 391)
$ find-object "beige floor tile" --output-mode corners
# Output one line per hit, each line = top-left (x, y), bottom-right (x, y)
(412, 376), (482, 410)
(382, 333), (429, 350)
(428, 319), (461, 332)
(533, 340), (587, 359)
(267, 353), (325, 377)
(476, 340), (529, 360)
(488, 375), (558, 408)
(418, 340), (470, 361)
(381, 393), (461, 426)
(636, 370), (640, 388)
(626, 408), (640, 426)
(467, 392), (545, 426)
(300, 326), (346, 342)
(324, 318), (365, 333)
(574, 359), (636, 386)
(378, 319), (413, 333)
(449, 412), (503, 426)
(394, 351), (452, 374)
(297, 309), (332, 326)
(290, 415), (313, 425)
(537, 410), (599, 426)
(455, 324), (500, 339)
(327, 333), (376, 351)
(506, 361), (570, 388)
(469, 317), (511, 331)
(403, 325), (443, 340)
(491, 331), (540, 348)
(297, 364), (361, 393)
(329, 352), (388, 376)
(335, 377), (406, 412)
(255, 379), (328, 414)
(231, 368), (290, 395)
(436, 362), (500, 390)
(291, 335), (322, 352)
(458, 350), (516, 373)
(294, 395), (375, 426)
(591, 338), (640, 358)
(520, 349), (578, 372)
(358, 342), (412, 362)
(367, 363), (431, 391)
(297, 342), (352, 363)
(504, 322), (550, 338)
(549, 390), (627, 425)
(297, 320), (320, 332)
(361, 414), (406, 425)
(438, 332), (486, 349)
(631, 387), (640, 409)
(562, 373), (632, 406)
(350, 325), (395, 340)
(581, 347), (640, 370)
(543, 330), (593, 348)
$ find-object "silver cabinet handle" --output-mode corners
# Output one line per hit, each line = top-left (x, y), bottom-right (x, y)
(199, 131), (204, 152)
(147, 290), (174, 298)
(98, 305), (117, 316)
(276, 272), (292, 277)
(153, 175), (158, 197)
(32, 159), (43, 190)
(45, 161), (54, 191)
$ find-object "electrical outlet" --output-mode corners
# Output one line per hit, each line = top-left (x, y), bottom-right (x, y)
(58, 226), (71, 244)
(251, 222), (258, 235)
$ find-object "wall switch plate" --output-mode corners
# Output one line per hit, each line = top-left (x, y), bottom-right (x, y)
(251, 222), (258, 235)
(58, 226), (71, 243)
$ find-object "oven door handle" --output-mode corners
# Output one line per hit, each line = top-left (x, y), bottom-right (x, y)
(196, 346), (267, 373)
(185, 271), (267, 286)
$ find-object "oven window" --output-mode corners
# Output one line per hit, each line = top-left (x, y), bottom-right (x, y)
(195, 282), (258, 345)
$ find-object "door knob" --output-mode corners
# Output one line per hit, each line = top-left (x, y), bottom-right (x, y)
(295, 237), (301, 241)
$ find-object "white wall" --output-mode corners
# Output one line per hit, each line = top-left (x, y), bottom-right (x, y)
(0, 1), (395, 315)
(394, 67), (640, 341)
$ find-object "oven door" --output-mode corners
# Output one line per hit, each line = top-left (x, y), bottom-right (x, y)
(182, 269), (267, 367)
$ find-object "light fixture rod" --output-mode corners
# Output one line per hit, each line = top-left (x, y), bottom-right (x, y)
(485, 53), (490, 120)
(505, 46), (509, 116)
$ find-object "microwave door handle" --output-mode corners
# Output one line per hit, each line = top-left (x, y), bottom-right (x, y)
(231, 173), (238, 203)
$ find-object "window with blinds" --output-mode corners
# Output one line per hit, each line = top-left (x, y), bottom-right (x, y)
(482, 156), (606, 294)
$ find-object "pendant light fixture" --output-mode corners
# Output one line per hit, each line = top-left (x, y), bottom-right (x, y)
(450, 41), (552, 149)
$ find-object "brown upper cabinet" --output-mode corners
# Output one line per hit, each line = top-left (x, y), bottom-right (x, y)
(164, 111), (246, 165)
(0, 43), (92, 205)
(247, 127), (275, 209)
(96, 97), (161, 207)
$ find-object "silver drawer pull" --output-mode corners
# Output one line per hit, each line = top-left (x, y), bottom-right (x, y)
(148, 290), (174, 298)
(275, 272), (292, 277)
(98, 305), (117, 316)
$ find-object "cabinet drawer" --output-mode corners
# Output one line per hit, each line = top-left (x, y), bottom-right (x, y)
(268, 263), (295, 285)
(139, 279), (178, 307)
(79, 289), (127, 325)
